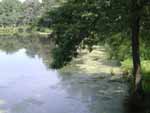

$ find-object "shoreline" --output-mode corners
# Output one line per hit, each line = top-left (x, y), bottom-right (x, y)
(0, 26), (51, 37)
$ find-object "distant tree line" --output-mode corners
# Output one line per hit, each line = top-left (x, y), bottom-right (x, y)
(0, 0), (63, 27)
(0, 0), (40, 26)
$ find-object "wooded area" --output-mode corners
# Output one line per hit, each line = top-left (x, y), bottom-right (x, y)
(0, 0), (150, 112)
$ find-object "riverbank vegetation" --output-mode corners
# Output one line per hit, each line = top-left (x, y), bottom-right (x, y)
(0, 26), (30, 35)
(36, 0), (150, 110)
(0, 0), (150, 112)
(0, 26), (52, 36)
(0, 0), (54, 35)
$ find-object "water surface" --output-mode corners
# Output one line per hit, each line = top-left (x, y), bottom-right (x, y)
(0, 36), (128, 113)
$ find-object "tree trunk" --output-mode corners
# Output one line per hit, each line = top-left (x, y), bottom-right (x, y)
(131, 0), (143, 95)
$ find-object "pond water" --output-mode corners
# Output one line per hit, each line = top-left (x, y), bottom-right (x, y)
(0, 36), (128, 113)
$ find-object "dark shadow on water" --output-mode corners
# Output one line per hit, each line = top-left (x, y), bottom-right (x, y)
(124, 93), (150, 113)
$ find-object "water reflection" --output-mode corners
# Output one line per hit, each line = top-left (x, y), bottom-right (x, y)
(0, 35), (128, 113)
(0, 35), (53, 68)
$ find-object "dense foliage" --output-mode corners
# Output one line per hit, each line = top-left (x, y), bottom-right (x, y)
(38, 0), (150, 69)
(0, 0), (23, 26)
(0, 0), (41, 26)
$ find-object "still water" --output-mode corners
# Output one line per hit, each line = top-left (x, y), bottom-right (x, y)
(0, 36), (128, 113)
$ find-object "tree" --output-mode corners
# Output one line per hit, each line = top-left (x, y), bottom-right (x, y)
(38, 0), (150, 95)
(131, 0), (149, 95)
(21, 0), (41, 25)
(36, 0), (65, 28)
(131, 0), (142, 95)
(0, 0), (23, 26)
(42, 0), (61, 11)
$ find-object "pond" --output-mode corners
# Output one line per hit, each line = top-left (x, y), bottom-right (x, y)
(0, 35), (128, 113)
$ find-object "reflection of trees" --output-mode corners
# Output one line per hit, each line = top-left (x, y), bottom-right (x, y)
(0, 36), (21, 54)
(0, 35), (54, 69)
(0, 35), (129, 113)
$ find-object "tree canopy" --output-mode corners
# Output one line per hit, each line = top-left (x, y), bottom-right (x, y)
(0, 0), (23, 26)
(0, 0), (42, 26)
(37, 0), (150, 69)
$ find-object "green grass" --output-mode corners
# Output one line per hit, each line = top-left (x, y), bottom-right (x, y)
(0, 26), (30, 35)
(0, 26), (17, 35)
(0, 26), (51, 36)
(121, 59), (150, 93)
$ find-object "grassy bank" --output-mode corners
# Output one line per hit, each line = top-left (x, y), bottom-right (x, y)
(0, 26), (30, 35)
(0, 26), (52, 36)
(121, 59), (150, 92)
(60, 45), (150, 93)
(60, 46), (122, 76)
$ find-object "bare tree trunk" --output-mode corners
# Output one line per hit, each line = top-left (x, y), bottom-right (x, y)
(131, 0), (143, 95)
